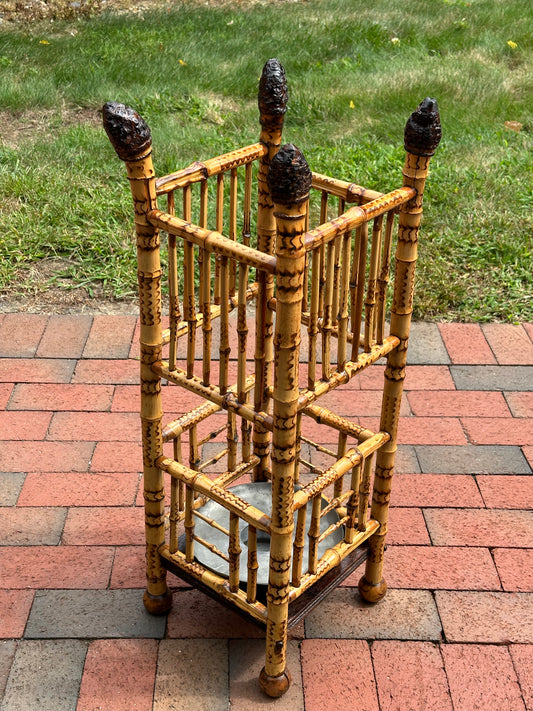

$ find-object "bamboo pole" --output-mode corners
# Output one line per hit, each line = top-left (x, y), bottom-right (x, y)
(364, 216), (384, 352)
(167, 192), (180, 371)
(376, 210), (395, 344)
(155, 142), (266, 194)
(253, 58), (288, 484)
(359, 98), (441, 604)
(148, 210), (276, 274)
(304, 187), (414, 252)
(259, 143), (311, 698)
(103, 102), (172, 616)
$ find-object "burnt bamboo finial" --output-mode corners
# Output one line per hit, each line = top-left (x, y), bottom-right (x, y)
(404, 97), (442, 157)
(267, 143), (312, 206)
(258, 58), (288, 128)
(102, 101), (152, 161)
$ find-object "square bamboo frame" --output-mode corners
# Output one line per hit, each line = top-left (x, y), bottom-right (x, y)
(103, 58), (441, 698)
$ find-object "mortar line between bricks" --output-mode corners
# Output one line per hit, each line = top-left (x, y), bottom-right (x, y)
(226, 638), (232, 711)
(43, 407), (55, 443)
(86, 440), (98, 472)
(473, 474), (489, 509)
(412, 445), (424, 475)
(33, 314), (51, 358)
(488, 547), (505, 592)
(368, 640), (384, 711)
(439, 640), (458, 711)
(482, 327), (499, 366)
(79, 316), (95, 360)
(458, 418), (472, 446)
(296, 640), (306, 711)
(153, 639), (164, 710)
(508, 644), (529, 709)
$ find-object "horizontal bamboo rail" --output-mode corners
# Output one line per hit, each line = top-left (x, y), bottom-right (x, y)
(287, 519), (380, 601)
(304, 187), (416, 252)
(303, 405), (390, 444)
(147, 210), (277, 274)
(159, 544), (268, 624)
(311, 172), (384, 204)
(296, 335), (400, 409)
(153, 363), (273, 431)
(155, 142), (268, 194)
(161, 283), (259, 346)
(157, 455), (272, 532)
(292, 430), (390, 510)
(162, 401), (221, 442)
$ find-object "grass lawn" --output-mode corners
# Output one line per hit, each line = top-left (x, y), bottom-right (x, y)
(0, 0), (531, 320)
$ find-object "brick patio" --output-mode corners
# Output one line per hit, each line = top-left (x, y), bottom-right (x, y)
(0, 314), (532, 710)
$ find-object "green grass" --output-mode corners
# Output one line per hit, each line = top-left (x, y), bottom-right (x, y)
(0, 0), (532, 320)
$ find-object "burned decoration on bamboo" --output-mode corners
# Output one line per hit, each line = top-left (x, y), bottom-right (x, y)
(103, 61), (441, 698)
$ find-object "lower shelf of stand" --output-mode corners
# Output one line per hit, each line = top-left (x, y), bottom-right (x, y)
(160, 541), (369, 629)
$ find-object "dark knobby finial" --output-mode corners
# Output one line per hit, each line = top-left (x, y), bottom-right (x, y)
(404, 98), (442, 157)
(258, 58), (288, 124)
(102, 101), (152, 161)
(267, 143), (312, 206)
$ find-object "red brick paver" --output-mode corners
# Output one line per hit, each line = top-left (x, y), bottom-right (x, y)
(442, 644), (526, 711)
(0, 441), (94, 472)
(8, 383), (114, 411)
(0, 314), (48, 357)
(0, 546), (114, 589)
(510, 645), (533, 710)
(425, 508), (533, 547)
(83, 315), (137, 360)
(0, 315), (531, 711)
(18, 471), (140, 507)
(386, 545), (500, 590)
(492, 548), (533, 592)
(77, 639), (158, 711)
(407, 390), (510, 417)
(482, 323), (533, 365)
(0, 590), (34, 638)
(477, 474), (533, 509)
(372, 641), (452, 711)
(36, 315), (92, 359)
(0, 383), (13, 409)
(436, 591), (533, 643)
(301, 639), (379, 711)
(438, 323), (496, 364)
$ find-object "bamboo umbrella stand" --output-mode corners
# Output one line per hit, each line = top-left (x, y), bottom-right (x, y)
(103, 58), (441, 698)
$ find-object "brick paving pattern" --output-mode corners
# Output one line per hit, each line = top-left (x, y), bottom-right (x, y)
(0, 315), (532, 710)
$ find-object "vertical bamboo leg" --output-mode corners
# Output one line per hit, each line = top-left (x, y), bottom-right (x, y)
(253, 58), (288, 483)
(359, 98), (441, 604)
(259, 144), (311, 699)
(103, 102), (172, 615)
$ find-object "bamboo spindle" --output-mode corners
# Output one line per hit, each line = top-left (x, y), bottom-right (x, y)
(259, 144), (311, 698)
(253, 58), (288, 483)
(321, 237), (336, 380)
(359, 98), (442, 604)
(229, 167), (238, 296)
(247, 525), (259, 603)
(364, 216), (384, 352)
(169, 436), (183, 554)
(350, 222), (368, 361)
(376, 210), (395, 344)
(214, 173), (224, 305)
(238, 261), (251, 461)
(317, 191), (328, 319)
(103, 102), (172, 615)
(307, 247), (320, 390)
(167, 192), (180, 371)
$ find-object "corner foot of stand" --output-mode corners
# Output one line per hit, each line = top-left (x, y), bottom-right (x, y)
(358, 576), (387, 604)
(143, 588), (173, 615)
(259, 667), (292, 698)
